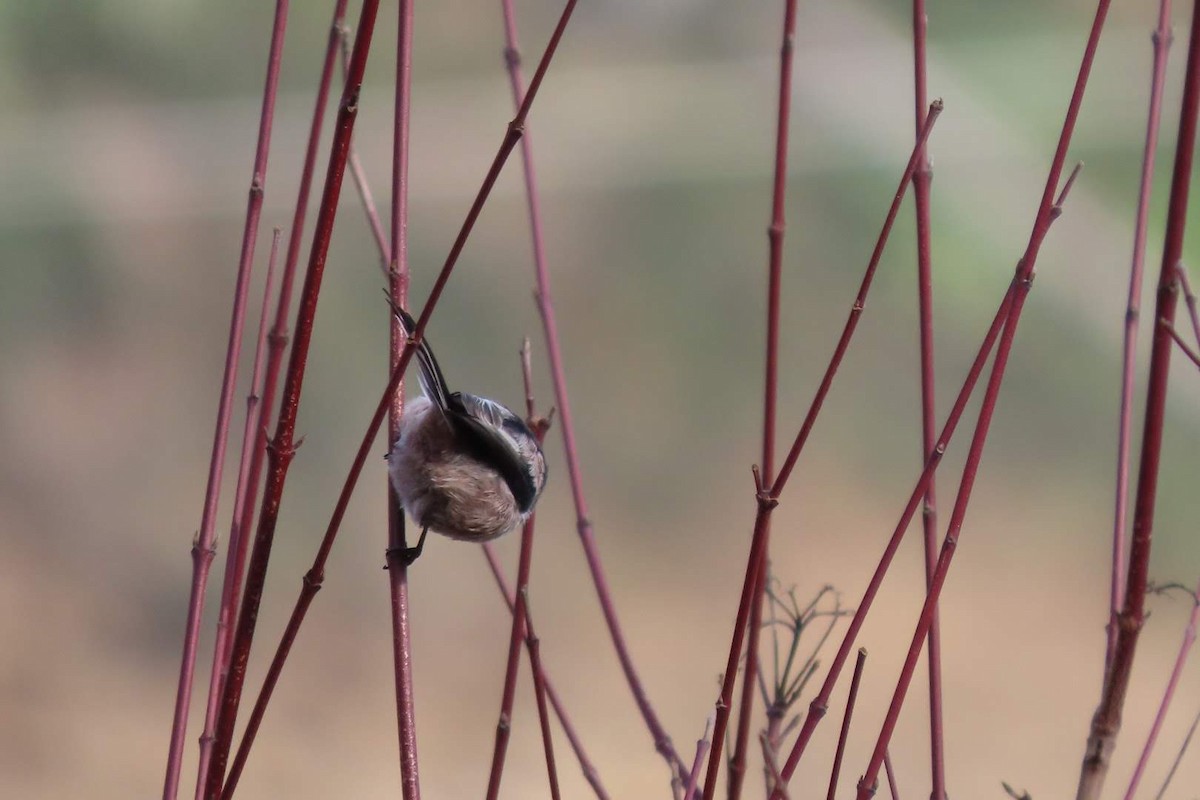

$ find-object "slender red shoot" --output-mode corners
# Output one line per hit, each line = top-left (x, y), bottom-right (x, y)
(163, 4), (288, 797)
(827, 649), (867, 800)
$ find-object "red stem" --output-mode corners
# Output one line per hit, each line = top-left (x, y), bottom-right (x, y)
(220, 354), (409, 799)
(771, 279), (1013, 790)
(1078, 1), (1200, 795)
(827, 649), (867, 800)
(851, 6), (1113, 791)
(1108, 0), (1174, 676)
(910, 3), (946, 795)
(730, 3), (798, 796)
(1123, 582), (1200, 799)
(704, 100), (943, 800)
(229, 0), (351, 646)
(1166, 322), (1200, 368)
(520, 591), (562, 800)
(683, 716), (715, 800)
(494, 0), (689, 783)
(195, 228), (282, 798)
(1178, 266), (1200, 345)
(884, 751), (900, 800)
(203, 2), (383, 795)
(384, 0), (419, 796)
(162, 5), (288, 798)
(485, 339), (550, 800)
(481, 545), (612, 800)
(214, 2), (580, 793)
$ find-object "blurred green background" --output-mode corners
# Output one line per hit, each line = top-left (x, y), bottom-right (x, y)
(3, 0), (1200, 797)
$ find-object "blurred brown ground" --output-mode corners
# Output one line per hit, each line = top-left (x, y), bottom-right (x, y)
(2, 1), (1200, 797)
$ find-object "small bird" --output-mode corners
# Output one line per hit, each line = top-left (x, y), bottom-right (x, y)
(387, 305), (547, 564)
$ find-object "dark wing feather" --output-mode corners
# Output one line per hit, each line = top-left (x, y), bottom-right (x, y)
(448, 392), (543, 512)
(389, 302), (453, 412)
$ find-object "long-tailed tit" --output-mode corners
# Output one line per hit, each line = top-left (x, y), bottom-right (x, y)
(387, 306), (547, 563)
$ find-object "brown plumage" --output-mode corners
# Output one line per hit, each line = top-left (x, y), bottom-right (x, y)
(389, 395), (528, 541)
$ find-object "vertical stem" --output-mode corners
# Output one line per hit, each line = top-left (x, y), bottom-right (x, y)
(1107, 0), (1174, 676)
(730, 3), (798, 797)
(162, 4), (288, 798)
(496, 0), (689, 783)
(521, 592), (562, 800)
(706, 101), (943, 800)
(1078, 2), (1200, 794)
(384, 0), (419, 796)
(683, 716), (715, 800)
(826, 649), (867, 800)
(481, 545), (612, 800)
(485, 339), (551, 800)
(230, 0), (351, 636)
(203, 2), (383, 795)
(910, 2), (946, 796)
(884, 751), (901, 800)
(195, 229), (282, 799)
(1123, 584), (1200, 799)
(1153, 704), (1200, 799)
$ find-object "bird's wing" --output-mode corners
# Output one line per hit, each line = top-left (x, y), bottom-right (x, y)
(449, 392), (542, 511)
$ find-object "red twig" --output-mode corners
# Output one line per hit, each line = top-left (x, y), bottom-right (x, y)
(1078, 1), (1200, 794)
(910, 2), (946, 794)
(162, 5), (288, 798)
(334, 21), (391, 274)
(219, 351), (407, 799)
(1154, 704), (1200, 799)
(481, 545), (611, 800)
(855, 173), (1090, 799)
(730, 3), (798, 796)
(485, 339), (552, 799)
(517, 591), (562, 800)
(1178, 265), (1200, 345)
(227, 0), (351, 665)
(495, 0), (688, 784)
(827, 649), (866, 800)
(760, 733), (791, 800)
(1108, 0), (1174, 676)
(682, 716), (715, 800)
(771, 277), (1015, 791)
(384, 0), (419, 796)
(195, 228), (282, 798)
(1123, 581), (1200, 798)
(203, 2), (382, 795)
(704, 100), (943, 800)
(1165, 321), (1200, 368)
(214, 2), (581, 793)
(884, 750), (900, 800)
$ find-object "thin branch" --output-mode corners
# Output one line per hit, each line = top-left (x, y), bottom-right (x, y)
(730, 2), (799, 796)
(682, 715), (715, 800)
(1164, 320), (1200, 368)
(884, 750), (900, 800)
(204, 2), (384, 795)
(384, 0), (419, 796)
(495, 0), (689, 784)
(335, 22), (391, 274)
(827, 649), (867, 800)
(1153, 704), (1200, 799)
(760, 733), (791, 800)
(195, 228), (282, 798)
(910, 2), (946, 795)
(1108, 0), (1174, 676)
(704, 99), (943, 800)
(1178, 264), (1200, 346)
(481, 545), (611, 799)
(519, 591), (562, 800)
(163, 4), (288, 798)
(777, 162), (1085, 797)
(1078, 1), (1200, 793)
(485, 339), (553, 800)
(1123, 580), (1200, 798)
(855, 168), (1093, 800)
